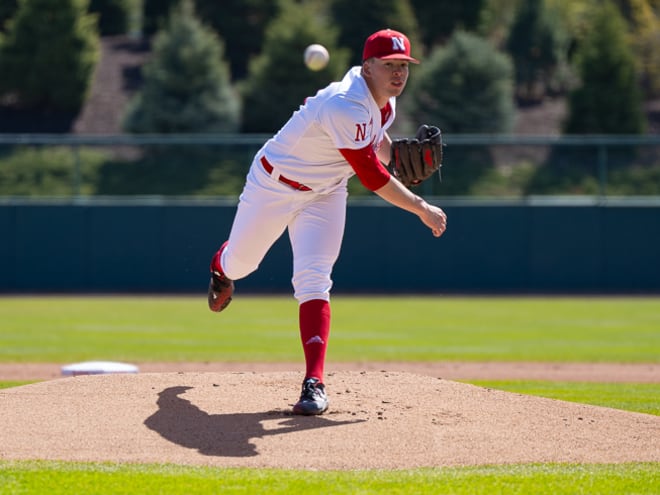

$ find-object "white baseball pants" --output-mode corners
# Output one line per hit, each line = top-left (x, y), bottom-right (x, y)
(221, 158), (348, 303)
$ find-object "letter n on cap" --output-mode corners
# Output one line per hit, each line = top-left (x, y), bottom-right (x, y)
(392, 36), (405, 51)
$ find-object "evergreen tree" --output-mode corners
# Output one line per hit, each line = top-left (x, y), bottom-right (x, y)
(331, 0), (421, 65)
(506, 0), (568, 102)
(241, 0), (349, 133)
(402, 31), (514, 195)
(405, 30), (514, 133)
(194, 0), (279, 81)
(122, 0), (240, 133)
(477, 0), (522, 47)
(0, 0), (99, 112)
(614, 0), (660, 98)
(142, 0), (178, 35)
(563, 0), (645, 133)
(526, 1), (646, 195)
(143, 0), (278, 80)
(0, 0), (18, 33)
(410, 0), (485, 47)
(89, 0), (132, 35)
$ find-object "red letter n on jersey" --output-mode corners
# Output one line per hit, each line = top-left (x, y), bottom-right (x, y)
(354, 123), (367, 142)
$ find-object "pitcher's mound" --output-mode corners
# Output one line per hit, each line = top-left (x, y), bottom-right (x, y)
(1, 371), (658, 469)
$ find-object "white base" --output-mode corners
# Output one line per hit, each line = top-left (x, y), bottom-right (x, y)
(61, 361), (139, 376)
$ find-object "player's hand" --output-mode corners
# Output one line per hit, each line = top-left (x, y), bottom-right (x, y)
(419, 203), (447, 237)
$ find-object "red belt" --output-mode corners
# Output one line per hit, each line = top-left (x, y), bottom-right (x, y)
(260, 156), (312, 191)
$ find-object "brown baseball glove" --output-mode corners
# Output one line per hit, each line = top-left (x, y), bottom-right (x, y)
(389, 124), (443, 187)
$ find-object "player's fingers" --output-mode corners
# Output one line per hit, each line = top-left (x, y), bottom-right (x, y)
(433, 219), (447, 237)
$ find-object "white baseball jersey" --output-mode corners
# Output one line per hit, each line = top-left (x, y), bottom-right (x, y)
(258, 66), (396, 191)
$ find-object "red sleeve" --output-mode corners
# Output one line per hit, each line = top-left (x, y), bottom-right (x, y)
(339, 145), (391, 191)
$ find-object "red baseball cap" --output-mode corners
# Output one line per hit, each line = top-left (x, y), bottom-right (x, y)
(362, 29), (419, 64)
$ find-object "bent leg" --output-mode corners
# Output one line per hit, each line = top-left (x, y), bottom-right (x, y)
(219, 163), (298, 281)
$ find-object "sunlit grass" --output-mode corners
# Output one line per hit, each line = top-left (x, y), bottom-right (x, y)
(0, 461), (658, 495)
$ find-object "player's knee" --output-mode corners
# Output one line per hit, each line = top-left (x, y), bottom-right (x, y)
(292, 268), (333, 303)
(222, 250), (259, 281)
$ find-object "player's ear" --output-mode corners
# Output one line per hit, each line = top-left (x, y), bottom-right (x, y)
(362, 59), (372, 76)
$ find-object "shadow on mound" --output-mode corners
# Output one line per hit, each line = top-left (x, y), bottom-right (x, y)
(144, 385), (364, 457)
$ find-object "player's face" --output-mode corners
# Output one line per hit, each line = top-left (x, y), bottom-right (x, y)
(363, 58), (410, 104)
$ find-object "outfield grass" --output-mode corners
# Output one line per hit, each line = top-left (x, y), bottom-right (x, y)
(0, 296), (658, 362)
(0, 296), (658, 494)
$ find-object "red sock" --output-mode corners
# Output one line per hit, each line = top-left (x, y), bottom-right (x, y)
(299, 299), (330, 383)
(210, 241), (228, 274)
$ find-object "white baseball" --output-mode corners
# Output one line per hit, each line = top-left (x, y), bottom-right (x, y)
(304, 44), (329, 71)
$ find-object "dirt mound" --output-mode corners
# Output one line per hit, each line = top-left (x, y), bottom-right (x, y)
(1, 371), (658, 469)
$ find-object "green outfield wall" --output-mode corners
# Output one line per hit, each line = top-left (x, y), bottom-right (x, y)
(1, 199), (659, 294)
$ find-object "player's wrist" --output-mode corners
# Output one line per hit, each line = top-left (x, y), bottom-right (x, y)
(411, 194), (430, 216)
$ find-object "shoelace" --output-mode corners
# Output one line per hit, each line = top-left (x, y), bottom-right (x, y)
(302, 382), (323, 400)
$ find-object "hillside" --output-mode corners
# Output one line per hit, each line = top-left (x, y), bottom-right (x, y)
(72, 36), (570, 136)
(72, 35), (151, 134)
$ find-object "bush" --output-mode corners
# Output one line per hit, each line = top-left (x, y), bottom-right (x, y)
(0, 143), (253, 197)
(95, 145), (247, 196)
(0, 146), (107, 196)
(524, 141), (660, 195)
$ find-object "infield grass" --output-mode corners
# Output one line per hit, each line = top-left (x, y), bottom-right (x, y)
(0, 461), (658, 495)
(465, 380), (660, 415)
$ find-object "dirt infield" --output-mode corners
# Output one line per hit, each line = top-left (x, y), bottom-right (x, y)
(0, 363), (658, 469)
